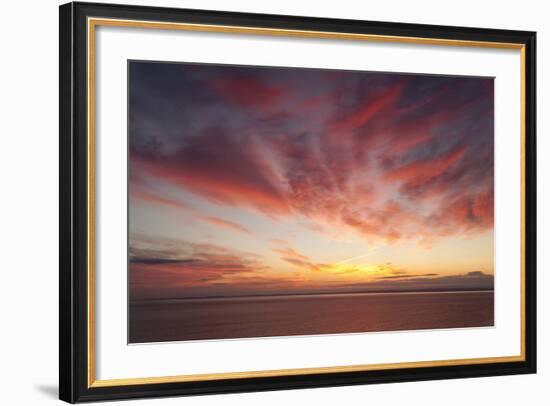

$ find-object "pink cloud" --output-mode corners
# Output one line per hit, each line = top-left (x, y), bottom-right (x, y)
(385, 145), (467, 186)
(130, 70), (493, 247)
(131, 129), (291, 216)
(199, 216), (252, 235)
(330, 81), (405, 134)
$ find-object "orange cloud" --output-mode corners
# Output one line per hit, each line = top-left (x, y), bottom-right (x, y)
(130, 188), (192, 211)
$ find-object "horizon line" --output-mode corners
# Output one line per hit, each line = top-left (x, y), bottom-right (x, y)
(130, 287), (494, 303)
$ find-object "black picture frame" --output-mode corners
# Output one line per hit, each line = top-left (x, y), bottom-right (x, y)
(60, 1), (536, 403)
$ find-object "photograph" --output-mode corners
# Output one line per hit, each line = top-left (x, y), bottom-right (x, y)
(53, 1), (536, 403)
(128, 61), (495, 343)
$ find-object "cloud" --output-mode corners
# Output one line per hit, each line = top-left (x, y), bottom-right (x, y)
(385, 145), (467, 185)
(130, 239), (268, 299)
(329, 270), (494, 293)
(377, 273), (438, 280)
(130, 182), (255, 236)
(427, 191), (494, 234)
(131, 127), (290, 216)
(209, 75), (287, 112)
(340, 201), (420, 244)
(129, 233), (493, 300)
(272, 246), (309, 261)
(199, 216), (252, 235)
(130, 188), (192, 211)
(130, 258), (196, 265)
(129, 62), (494, 246)
(368, 271), (494, 291)
(330, 81), (405, 134)
(272, 245), (324, 271)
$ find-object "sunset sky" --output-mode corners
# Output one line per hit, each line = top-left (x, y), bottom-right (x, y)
(128, 61), (494, 300)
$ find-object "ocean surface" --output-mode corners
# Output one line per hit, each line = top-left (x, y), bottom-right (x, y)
(129, 290), (494, 343)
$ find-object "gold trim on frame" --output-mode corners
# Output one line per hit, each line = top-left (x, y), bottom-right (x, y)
(87, 17), (527, 388)
(90, 355), (524, 388)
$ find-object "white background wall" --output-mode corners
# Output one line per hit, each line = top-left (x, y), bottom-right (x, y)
(0, 0), (546, 405)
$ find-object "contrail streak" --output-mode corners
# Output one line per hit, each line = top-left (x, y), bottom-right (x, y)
(336, 250), (378, 264)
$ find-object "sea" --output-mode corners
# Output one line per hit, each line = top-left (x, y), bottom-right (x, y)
(129, 290), (494, 343)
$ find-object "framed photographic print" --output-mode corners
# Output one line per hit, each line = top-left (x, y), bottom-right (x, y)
(59, 2), (536, 403)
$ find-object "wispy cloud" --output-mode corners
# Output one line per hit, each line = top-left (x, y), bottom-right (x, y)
(199, 216), (252, 235)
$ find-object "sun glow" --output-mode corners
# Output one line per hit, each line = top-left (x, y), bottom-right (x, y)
(317, 262), (397, 279)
